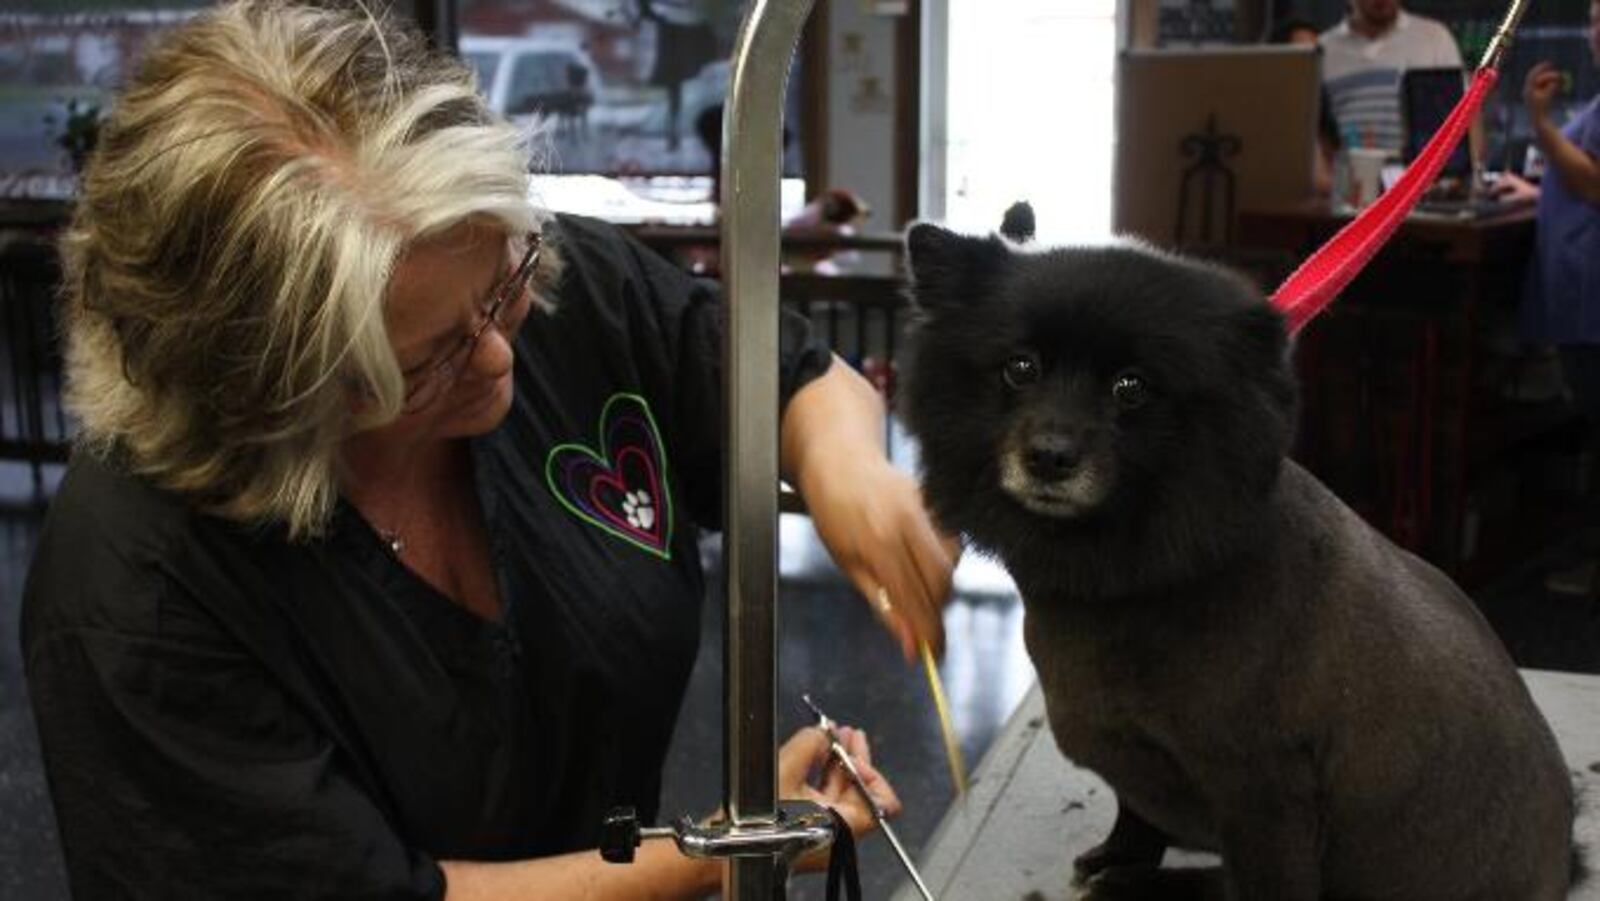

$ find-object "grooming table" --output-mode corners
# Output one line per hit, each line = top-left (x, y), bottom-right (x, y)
(895, 669), (1600, 900)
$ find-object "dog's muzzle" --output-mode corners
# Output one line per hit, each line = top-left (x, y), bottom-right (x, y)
(1000, 428), (1114, 518)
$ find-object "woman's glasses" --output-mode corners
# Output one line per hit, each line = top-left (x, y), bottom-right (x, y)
(400, 231), (543, 413)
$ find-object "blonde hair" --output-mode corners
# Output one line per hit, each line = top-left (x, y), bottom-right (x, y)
(61, 0), (548, 539)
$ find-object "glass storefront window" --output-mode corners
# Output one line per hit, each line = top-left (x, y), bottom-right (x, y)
(459, 0), (801, 181)
(0, 3), (209, 199)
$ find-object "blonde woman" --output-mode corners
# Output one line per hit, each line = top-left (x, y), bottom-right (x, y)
(22, 2), (955, 896)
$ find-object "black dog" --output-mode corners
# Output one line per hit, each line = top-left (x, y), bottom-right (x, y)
(898, 218), (1577, 900)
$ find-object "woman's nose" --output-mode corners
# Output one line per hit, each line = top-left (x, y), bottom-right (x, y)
(467, 325), (515, 380)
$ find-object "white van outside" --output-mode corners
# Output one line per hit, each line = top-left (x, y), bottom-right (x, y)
(462, 36), (658, 137)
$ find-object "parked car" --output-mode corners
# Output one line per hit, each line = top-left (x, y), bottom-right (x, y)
(462, 36), (602, 138)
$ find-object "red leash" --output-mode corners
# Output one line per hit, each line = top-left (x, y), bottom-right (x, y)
(1269, 0), (1531, 334)
(1270, 68), (1499, 334)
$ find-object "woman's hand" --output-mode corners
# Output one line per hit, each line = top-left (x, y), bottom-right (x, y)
(778, 725), (902, 873)
(801, 453), (960, 660)
(782, 357), (961, 661)
(1490, 170), (1540, 203)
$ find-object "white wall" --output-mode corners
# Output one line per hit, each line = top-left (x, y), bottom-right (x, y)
(942, 0), (1117, 242)
(824, 0), (903, 233)
(820, 0), (1117, 243)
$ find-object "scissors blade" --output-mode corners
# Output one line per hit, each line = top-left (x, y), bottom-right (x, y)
(876, 816), (935, 901)
(801, 694), (937, 900)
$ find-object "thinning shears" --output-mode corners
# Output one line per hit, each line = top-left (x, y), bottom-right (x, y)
(800, 694), (937, 901)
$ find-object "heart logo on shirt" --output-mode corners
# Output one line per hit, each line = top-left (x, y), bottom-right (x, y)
(545, 393), (673, 560)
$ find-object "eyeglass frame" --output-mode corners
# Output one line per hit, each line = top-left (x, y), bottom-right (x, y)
(400, 230), (543, 412)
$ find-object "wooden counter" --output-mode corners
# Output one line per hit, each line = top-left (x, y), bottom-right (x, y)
(1239, 201), (1536, 266)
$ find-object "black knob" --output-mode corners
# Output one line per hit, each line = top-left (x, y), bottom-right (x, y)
(600, 807), (641, 864)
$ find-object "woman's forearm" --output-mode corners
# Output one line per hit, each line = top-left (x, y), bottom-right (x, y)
(1535, 118), (1600, 205)
(440, 842), (720, 901)
(779, 354), (887, 495)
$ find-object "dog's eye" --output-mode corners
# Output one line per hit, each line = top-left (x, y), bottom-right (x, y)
(1003, 354), (1041, 388)
(1112, 373), (1148, 409)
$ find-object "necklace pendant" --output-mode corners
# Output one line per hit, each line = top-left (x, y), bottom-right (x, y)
(379, 529), (404, 556)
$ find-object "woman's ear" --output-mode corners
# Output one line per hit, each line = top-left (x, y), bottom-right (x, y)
(904, 223), (1011, 313)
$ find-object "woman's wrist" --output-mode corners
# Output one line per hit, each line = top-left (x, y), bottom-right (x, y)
(782, 359), (888, 501)
(1532, 114), (1560, 151)
(793, 434), (890, 510)
(642, 840), (722, 898)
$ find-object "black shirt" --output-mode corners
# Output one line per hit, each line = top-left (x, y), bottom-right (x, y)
(21, 215), (832, 899)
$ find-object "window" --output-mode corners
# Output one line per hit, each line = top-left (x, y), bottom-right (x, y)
(0, 3), (208, 199)
(459, 0), (803, 180)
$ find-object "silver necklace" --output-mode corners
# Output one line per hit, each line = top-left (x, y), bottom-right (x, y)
(377, 527), (405, 556)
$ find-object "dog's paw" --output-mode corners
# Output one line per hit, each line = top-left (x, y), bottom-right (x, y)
(1077, 866), (1221, 901)
(1073, 840), (1162, 885)
(1075, 865), (1162, 900)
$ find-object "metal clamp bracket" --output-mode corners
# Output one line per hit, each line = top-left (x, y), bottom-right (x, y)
(601, 801), (836, 864)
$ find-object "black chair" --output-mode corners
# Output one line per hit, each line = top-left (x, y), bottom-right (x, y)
(0, 237), (71, 498)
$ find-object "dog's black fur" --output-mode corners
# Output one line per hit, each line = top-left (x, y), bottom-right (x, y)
(899, 218), (1578, 900)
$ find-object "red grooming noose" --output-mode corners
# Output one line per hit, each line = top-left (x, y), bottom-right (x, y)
(1269, 0), (1533, 335)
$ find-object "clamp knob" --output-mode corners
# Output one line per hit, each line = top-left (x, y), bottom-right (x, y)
(600, 807), (642, 863)
(600, 807), (679, 864)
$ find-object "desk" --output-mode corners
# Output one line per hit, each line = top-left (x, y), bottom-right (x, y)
(1238, 203), (1555, 584)
(1239, 202), (1536, 266)
(896, 670), (1600, 900)
(625, 224), (906, 256)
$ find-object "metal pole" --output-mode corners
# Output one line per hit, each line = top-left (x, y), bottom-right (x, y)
(1478, 0), (1531, 72)
(721, 0), (816, 896)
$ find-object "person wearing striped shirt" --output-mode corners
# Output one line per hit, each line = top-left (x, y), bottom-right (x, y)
(1319, 0), (1463, 153)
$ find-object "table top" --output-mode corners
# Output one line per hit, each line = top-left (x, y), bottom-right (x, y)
(1238, 200), (1536, 265)
(625, 224), (906, 252)
(1242, 198), (1535, 228)
(895, 669), (1600, 900)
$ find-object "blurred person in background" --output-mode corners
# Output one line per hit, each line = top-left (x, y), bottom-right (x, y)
(1495, 1), (1600, 595)
(1319, 0), (1464, 153)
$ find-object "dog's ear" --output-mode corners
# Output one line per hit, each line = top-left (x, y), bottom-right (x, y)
(905, 223), (1010, 311)
(999, 201), (1036, 243)
(1227, 304), (1290, 370)
(1224, 303), (1297, 421)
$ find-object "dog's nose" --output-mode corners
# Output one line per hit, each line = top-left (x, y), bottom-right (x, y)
(1024, 433), (1081, 482)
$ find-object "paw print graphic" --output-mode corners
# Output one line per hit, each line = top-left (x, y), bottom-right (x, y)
(622, 489), (656, 531)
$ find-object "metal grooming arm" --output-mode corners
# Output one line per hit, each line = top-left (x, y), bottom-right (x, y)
(599, 1), (833, 897)
(720, 0), (826, 895)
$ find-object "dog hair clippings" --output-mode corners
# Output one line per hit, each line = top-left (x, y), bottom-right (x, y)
(1269, 0), (1532, 335)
